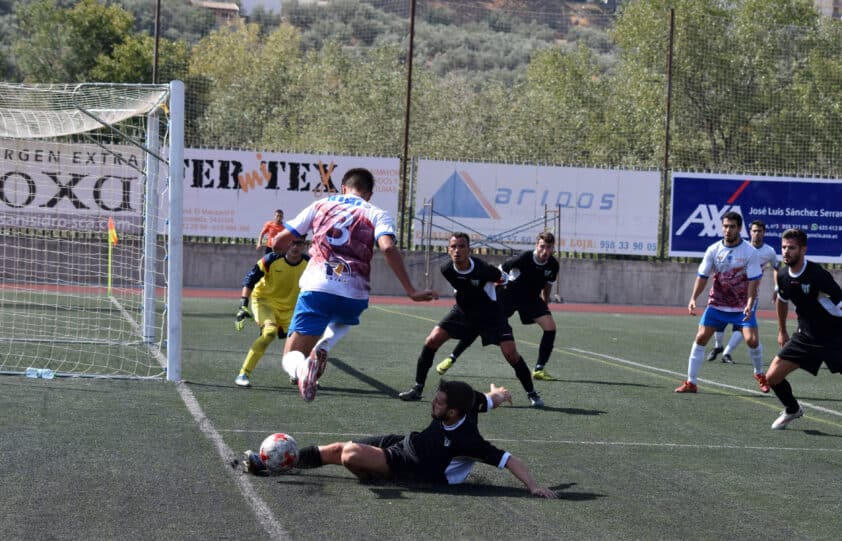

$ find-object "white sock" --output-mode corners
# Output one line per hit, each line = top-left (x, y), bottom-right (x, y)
(318, 322), (351, 353)
(282, 351), (306, 378)
(749, 344), (764, 375)
(713, 331), (724, 349)
(688, 343), (706, 383)
(723, 331), (743, 355)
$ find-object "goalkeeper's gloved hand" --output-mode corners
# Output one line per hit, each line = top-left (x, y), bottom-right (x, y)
(234, 306), (253, 331)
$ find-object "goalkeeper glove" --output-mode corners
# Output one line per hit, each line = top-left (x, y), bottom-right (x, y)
(234, 304), (253, 332)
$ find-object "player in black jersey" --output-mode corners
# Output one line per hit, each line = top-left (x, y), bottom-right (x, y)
(397, 232), (545, 407)
(242, 380), (557, 498)
(766, 229), (842, 430)
(436, 232), (561, 381)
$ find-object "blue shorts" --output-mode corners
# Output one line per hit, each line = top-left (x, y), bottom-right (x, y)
(288, 291), (369, 336)
(700, 306), (757, 330)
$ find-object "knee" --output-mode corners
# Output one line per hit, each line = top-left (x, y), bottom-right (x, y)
(261, 324), (278, 340)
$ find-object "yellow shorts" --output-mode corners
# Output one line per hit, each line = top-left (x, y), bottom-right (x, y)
(250, 299), (294, 336)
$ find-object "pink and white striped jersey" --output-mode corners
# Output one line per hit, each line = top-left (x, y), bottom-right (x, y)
(285, 194), (396, 300)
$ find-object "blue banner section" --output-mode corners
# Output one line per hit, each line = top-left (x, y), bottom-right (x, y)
(670, 172), (842, 262)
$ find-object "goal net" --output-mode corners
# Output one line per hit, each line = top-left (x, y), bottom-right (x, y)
(0, 82), (184, 380)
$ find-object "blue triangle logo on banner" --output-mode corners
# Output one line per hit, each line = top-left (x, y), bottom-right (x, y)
(424, 171), (491, 218)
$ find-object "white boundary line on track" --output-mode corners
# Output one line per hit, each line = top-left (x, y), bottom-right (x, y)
(566, 347), (842, 418)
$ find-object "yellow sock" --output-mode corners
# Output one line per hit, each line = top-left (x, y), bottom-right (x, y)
(240, 326), (276, 375)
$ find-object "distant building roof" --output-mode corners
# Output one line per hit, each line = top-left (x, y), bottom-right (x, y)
(190, 1), (240, 13)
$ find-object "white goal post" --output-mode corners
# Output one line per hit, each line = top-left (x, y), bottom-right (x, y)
(0, 81), (183, 381)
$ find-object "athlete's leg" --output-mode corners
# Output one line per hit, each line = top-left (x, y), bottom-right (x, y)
(533, 313), (557, 371)
(500, 339), (535, 394)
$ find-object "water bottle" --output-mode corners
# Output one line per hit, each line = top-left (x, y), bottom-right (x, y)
(39, 368), (55, 379)
(25, 367), (39, 378)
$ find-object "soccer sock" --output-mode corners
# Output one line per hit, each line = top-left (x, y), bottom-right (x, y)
(713, 331), (724, 349)
(749, 344), (764, 374)
(724, 331), (743, 355)
(319, 322), (351, 353)
(687, 343), (706, 383)
(771, 379), (800, 413)
(414, 346), (436, 388)
(512, 356), (535, 393)
(240, 327), (276, 375)
(450, 336), (475, 360)
(535, 330), (556, 370)
(296, 445), (323, 469)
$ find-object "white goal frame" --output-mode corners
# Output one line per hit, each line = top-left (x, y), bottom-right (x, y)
(0, 81), (183, 381)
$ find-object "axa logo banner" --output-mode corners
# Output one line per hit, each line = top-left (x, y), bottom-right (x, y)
(670, 172), (842, 262)
(415, 159), (660, 255)
(0, 138), (145, 233)
(176, 149), (399, 237)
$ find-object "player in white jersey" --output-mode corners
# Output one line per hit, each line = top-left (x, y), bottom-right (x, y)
(707, 220), (780, 363)
(272, 167), (438, 402)
(675, 211), (769, 394)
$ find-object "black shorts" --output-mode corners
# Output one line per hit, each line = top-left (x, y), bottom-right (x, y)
(353, 434), (445, 484)
(503, 295), (551, 325)
(438, 305), (513, 346)
(777, 331), (842, 375)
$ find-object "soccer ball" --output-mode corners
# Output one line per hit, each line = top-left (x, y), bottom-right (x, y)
(259, 432), (299, 472)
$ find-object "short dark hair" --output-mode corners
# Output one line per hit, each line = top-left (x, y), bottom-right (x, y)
(341, 168), (374, 193)
(450, 232), (470, 246)
(782, 228), (807, 247)
(537, 231), (555, 244)
(750, 220), (765, 230)
(438, 380), (475, 414)
(722, 211), (743, 228)
(275, 209), (283, 214)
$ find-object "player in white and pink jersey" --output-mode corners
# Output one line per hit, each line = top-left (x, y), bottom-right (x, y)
(675, 211), (769, 394)
(272, 168), (438, 402)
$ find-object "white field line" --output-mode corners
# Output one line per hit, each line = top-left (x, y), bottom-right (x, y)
(566, 346), (842, 418)
(219, 429), (842, 454)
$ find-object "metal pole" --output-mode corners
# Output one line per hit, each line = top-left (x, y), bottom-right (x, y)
(399, 0), (417, 249)
(659, 8), (675, 259)
(152, 0), (161, 84)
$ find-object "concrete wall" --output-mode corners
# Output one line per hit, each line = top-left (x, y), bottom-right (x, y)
(185, 243), (796, 306)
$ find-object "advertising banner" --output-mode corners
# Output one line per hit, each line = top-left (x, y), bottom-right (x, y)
(414, 160), (661, 255)
(670, 172), (842, 262)
(180, 150), (400, 238)
(0, 138), (145, 234)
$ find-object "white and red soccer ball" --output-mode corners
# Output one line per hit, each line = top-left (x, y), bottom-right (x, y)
(259, 432), (299, 472)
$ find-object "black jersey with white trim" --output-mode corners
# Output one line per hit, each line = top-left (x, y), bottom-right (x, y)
(441, 257), (504, 314)
(777, 260), (842, 340)
(501, 250), (559, 300)
(405, 390), (506, 479)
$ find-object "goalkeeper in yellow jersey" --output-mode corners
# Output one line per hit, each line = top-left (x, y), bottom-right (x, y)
(234, 237), (309, 387)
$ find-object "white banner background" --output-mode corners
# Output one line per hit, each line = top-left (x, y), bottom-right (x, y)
(414, 160), (660, 255)
(178, 149), (400, 238)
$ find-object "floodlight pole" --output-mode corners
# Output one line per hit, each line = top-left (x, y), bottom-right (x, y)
(399, 0), (417, 249)
(659, 8), (675, 259)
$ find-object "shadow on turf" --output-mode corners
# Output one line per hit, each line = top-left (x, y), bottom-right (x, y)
(802, 429), (842, 438)
(271, 473), (604, 501)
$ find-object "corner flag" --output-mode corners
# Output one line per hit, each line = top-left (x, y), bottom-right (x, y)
(108, 217), (118, 245)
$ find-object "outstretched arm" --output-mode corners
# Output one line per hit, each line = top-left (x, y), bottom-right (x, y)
(504, 454), (557, 498)
(485, 383), (512, 409)
(378, 234), (438, 302)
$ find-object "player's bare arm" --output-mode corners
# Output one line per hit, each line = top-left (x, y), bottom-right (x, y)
(377, 234), (438, 302)
(743, 279), (759, 320)
(776, 292), (790, 347)
(688, 276), (707, 315)
(504, 454), (558, 499)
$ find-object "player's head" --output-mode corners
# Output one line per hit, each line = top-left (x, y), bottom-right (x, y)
(781, 228), (807, 267)
(721, 211), (742, 244)
(535, 231), (555, 263)
(282, 235), (307, 259)
(341, 168), (375, 200)
(432, 380), (475, 421)
(749, 220), (766, 247)
(448, 232), (471, 266)
(274, 209), (284, 223)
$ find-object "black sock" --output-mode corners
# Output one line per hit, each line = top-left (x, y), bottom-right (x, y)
(536, 330), (556, 369)
(771, 379), (800, 413)
(512, 356), (535, 393)
(451, 335), (477, 360)
(414, 346), (436, 388)
(296, 445), (323, 469)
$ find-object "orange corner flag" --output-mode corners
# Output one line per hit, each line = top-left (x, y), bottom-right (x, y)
(108, 217), (119, 246)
